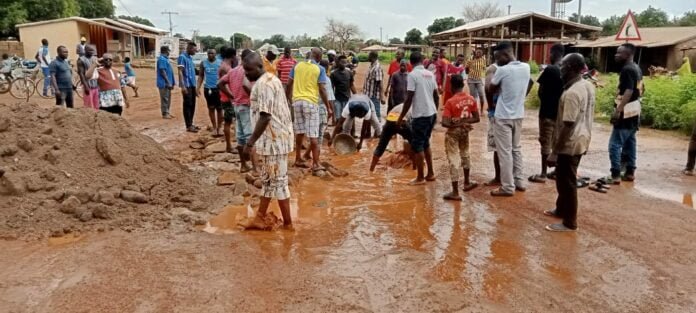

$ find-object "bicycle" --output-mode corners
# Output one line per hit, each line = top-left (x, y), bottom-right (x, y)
(7, 59), (38, 101)
(35, 61), (84, 99)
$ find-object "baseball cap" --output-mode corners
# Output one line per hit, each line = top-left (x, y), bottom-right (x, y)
(80, 36), (87, 41)
(327, 50), (337, 56)
(265, 44), (279, 55)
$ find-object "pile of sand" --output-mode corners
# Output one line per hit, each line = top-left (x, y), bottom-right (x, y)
(0, 103), (226, 240)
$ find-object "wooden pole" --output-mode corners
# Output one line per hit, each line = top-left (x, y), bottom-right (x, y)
(560, 24), (565, 42)
(529, 16), (534, 62)
(500, 24), (505, 39)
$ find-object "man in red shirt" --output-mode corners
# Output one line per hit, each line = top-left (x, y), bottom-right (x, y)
(442, 54), (466, 107)
(276, 47), (297, 90)
(441, 74), (480, 200)
(385, 49), (412, 111)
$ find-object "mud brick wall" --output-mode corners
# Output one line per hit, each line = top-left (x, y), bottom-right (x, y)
(0, 41), (24, 58)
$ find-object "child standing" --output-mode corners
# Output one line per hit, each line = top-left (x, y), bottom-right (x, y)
(442, 74), (480, 201)
(123, 57), (139, 97)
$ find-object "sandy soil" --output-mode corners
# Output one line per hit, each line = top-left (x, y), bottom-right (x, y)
(0, 63), (695, 312)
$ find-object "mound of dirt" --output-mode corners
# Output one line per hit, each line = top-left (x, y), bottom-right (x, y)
(0, 103), (227, 240)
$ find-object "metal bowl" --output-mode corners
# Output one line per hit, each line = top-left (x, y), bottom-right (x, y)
(332, 133), (357, 155)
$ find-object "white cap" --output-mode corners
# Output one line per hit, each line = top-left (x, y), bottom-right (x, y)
(327, 50), (337, 56)
(264, 44), (279, 55)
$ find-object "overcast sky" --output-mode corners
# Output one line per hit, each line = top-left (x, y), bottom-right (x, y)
(115, 0), (691, 40)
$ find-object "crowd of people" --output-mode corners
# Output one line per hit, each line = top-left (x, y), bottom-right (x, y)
(33, 35), (696, 232)
(35, 38), (137, 114)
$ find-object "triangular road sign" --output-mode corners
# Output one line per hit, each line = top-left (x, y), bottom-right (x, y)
(615, 10), (642, 41)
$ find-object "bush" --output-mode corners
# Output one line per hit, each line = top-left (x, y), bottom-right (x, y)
(529, 60), (540, 74)
(356, 52), (402, 63)
(526, 83), (540, 109)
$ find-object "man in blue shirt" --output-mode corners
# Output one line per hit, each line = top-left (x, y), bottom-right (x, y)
(197, 49), (223, 136)
(156, 46), (175, 119)
(49, 46), (73, 108)
(178, 42), (199, 133)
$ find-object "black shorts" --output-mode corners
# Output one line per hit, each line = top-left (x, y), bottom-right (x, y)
(222, 101), (235, 123)
(55, 88), (74, 108)
(99, 106), (123, 116)
(204, 88), (222, 110)
(410, 115), (436, 153)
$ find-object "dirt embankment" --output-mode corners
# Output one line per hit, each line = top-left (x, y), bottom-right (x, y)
(0, 103), (232, 240)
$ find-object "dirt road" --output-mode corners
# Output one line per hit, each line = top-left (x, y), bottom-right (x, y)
(1, 64), (695, 312)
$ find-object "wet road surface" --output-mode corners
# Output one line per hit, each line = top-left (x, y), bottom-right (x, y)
(1, 66), (695, 312)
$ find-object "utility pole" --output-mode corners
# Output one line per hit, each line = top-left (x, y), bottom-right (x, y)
(508, 5), (511, 15)
(380, 27), (383, 45)
(577, 0), (582, 23)
(161, 11), (179, 36)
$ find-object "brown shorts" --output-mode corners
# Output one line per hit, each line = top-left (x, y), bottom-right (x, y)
(539, 118), (556, 155)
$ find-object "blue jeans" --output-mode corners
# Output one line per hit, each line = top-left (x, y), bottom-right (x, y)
(234, 105), (252, 145)
(41, 67), (50, 95)
(609, 127), (637, 176)
(370, 97), (381, 119)
(333, 100), (348, 123)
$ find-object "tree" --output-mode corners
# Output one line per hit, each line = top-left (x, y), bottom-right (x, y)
(388, 37), (403, 44)
(25, 0), (79, 22)
(462, 1), (503, 23)
(230, 33), (251, 49)
(173, 33), (185, 39)
(426, 17), (465, 35)
(77, 0), (114, 18)
(324, 18), (362, 51)
(197, 35), (227, 50)
(117, 15), (154, 27)
(568, 13), (601, 27)
(637, 6), (671, 27)
(264, 34), (287, 48)
(677, 11), (696, 26)
(0, 2), (27, 38)
(364, 39), (382, 46)
(601, 15), (625, 36)
(404, 28), (423, 45)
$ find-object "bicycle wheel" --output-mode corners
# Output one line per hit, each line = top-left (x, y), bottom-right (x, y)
(73, 77), (84, 99)
(36, 77), (56, 99)
(10, 78), (35, 101)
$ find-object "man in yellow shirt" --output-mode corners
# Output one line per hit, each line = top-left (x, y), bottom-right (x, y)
(286, 47), (331, 173)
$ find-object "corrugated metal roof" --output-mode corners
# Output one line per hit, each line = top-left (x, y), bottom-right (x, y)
(16, 17), (133, 34)
(575, 27), (696, 48)
(433, 11), (601, 37)
(113, 18), (168, 35)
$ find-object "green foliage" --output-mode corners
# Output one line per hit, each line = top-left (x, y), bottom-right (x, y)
(356, 52), (398, 63)
(197, 35), (227, 50)
(568, 13), (601, 26)
(263, 34), (287, 48)
(76, 0), (113, 18)
(364, 39), (382, 46)
(427, 17), (463, 35)
(404, 28), (423, 45)
(389, 37), (403, 44)
(230, 33), (252, 49)
(528, 60), (539, 74)
(596, 74), (696, 132)
(526, 83), (540, 109)
(677, 11), (696, 26)
(0, 1), (27, 37)
(636, 6), (670, 27)
(117, 15), (154, 27)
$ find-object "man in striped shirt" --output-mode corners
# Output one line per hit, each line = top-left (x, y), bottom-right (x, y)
(466, 49), (488, 112)
(276, 47), (297, 90)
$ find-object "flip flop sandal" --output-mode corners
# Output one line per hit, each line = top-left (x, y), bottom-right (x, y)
(684, 169), (695, 176)
(589, 185), (608, 193)
(577, 180), (590, 188)
(579, 176), (591, 181)
(528, 174), (547, 183)
(484, 179), (501, 186)
(463, 182), (479, 192)
(294, 161), (310, 169)
(443, 193), (462, 201)
(543, 209), (561, 217)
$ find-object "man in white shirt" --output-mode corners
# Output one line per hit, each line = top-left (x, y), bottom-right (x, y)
(35, 38), (52, 97)
(488, 42), (533, 196)
(397, 51), (439, 185)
